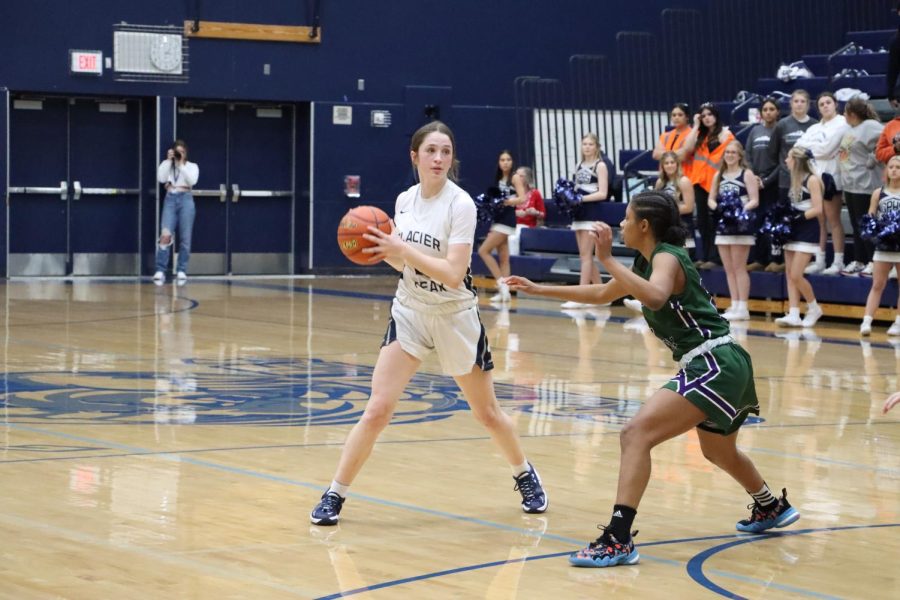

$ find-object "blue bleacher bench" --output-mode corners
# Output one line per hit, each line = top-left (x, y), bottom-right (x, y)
(845, 29), (895, 52)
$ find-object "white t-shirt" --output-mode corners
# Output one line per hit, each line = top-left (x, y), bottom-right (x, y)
(157, 160), (199, 189)
(795, 115), (848, 180)
(393, 180), (478, 313)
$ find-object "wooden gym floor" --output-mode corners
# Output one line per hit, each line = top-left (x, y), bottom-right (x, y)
(0, 277), (897, 599)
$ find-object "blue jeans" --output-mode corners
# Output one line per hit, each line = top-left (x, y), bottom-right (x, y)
(155, 191), (196, 273)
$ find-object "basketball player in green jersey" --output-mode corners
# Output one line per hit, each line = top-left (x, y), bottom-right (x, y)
(504, 190), (799, 568)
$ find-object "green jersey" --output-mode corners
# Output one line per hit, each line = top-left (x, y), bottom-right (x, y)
(631, 243), (730, 362)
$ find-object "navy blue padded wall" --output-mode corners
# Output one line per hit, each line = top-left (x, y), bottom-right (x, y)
(310, 101), (408, 270)
(310, 103), (518, 270)
(0, 1), (693, 105)
(0, 89), (6, 276)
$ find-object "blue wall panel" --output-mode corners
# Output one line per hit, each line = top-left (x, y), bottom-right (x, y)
(0, 89), (7, 276)
(0, 1), (700, 105)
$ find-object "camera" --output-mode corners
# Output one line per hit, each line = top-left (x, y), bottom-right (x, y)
(172, 148), (183, 161)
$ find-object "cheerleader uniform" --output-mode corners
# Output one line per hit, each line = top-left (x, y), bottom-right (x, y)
(489, 179), (517, 236)
(571, 159), (608, 230)
(662, 180), (695, 249)
(714, 170), (755, 246)
(783, 176), (819, 254)
(872, 188), (900, 263)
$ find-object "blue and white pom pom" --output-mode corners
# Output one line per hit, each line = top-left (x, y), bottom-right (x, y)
(553, 178), (583, 217)
(474, 187), (506, 224)
(759, 200), (804, 246)
(715, 188), (756, 235)
(862, 210), (900, 252)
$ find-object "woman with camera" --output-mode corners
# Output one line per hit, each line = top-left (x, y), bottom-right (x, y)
(153, 140), (199, 284)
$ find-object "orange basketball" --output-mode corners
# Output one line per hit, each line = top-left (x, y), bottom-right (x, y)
(337, 205), (392, 265)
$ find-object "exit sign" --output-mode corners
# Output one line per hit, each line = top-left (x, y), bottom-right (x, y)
(70, 50), (103, 75)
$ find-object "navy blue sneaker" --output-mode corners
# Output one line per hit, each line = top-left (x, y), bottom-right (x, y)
(513, 463), (548, 514)
(310, 491), (345, 526)
(569, 528), (640, 568)
(736, 488), (800, 533)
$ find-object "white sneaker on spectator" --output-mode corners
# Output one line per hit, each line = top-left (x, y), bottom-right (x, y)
(860, 262), (874, 277)
(801, 304), (824, 328)
(840, 261), (863, 276)
(623, 298), (643, 314)
(724, 309), (750, 321)
(888, 321), (900, 336)
(821, 261), (843, 275)
(775, 314), (803, 327)
(804, 259), (825, 274)
(176, 271), (188, 283)
(152, 271), (165, 285)
(561, 301), (588, 309)
(860, 321), (872, 336)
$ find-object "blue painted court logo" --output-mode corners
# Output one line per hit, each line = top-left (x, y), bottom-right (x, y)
(0, 357), (739, 426)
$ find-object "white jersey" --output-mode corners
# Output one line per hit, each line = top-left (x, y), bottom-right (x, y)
(393, 180), (478, 314)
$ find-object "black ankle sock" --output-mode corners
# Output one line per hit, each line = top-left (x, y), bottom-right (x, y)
(607, 504), (637, 542)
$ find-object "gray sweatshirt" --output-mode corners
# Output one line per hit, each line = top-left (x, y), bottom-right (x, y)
(768, 115), (818, 189)
(747, 123), (778, 189)
(837, 119), (885, 194)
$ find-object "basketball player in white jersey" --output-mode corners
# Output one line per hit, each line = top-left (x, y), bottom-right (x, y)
(310, 121), (548, 525)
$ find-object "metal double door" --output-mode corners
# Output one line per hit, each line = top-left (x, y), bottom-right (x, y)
(175, 102), (295, 275)
(8, 96), (142, 276)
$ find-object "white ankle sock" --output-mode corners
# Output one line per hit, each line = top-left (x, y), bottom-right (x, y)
(862, 315), (873, 326)
(807, 301), (819, 312)
(832, 252), (844, 266)
(512, 461), (530, 477)
(328, 480), (350, 498)
(788, 307), (800, 318)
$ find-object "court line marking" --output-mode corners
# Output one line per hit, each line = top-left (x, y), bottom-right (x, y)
(8, 423), (900, 597)
(312, 524), (900, 600)
(3, 279), (893, 354)
(2, 430), (899, 477)
(222, 279), (900, 351)
(685, 523), (900, 599)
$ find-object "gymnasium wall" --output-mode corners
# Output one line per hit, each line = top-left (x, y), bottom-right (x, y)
(0, 0), (896, 272)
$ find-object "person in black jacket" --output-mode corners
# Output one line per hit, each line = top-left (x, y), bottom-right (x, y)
(887, 2), (900, 106)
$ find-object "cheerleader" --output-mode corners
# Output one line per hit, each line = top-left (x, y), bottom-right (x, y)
(775, 147), (824, 327)
(708, 141), (759, 321)
(478, 150), (525, 303)
(860, 155), (900, 336)
(562, 133), (610, 309)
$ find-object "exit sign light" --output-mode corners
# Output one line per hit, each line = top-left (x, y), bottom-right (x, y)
(70, 50), (103, 75)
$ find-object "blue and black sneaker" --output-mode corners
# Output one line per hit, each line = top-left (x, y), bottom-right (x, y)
(736, 488), (800, 533)
(513, 463), (548, 514)
(310, 491), (345, 526)
(569, 528), (640, 568)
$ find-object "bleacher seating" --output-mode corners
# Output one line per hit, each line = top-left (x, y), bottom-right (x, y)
(756, 77), (831, 97)
(845, 29), (894, 51)
(473, 26), (900, 317)
(831, 52), (888, 74)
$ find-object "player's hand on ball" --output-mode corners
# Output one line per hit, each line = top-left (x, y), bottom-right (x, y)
(362, 222), (400, 262)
